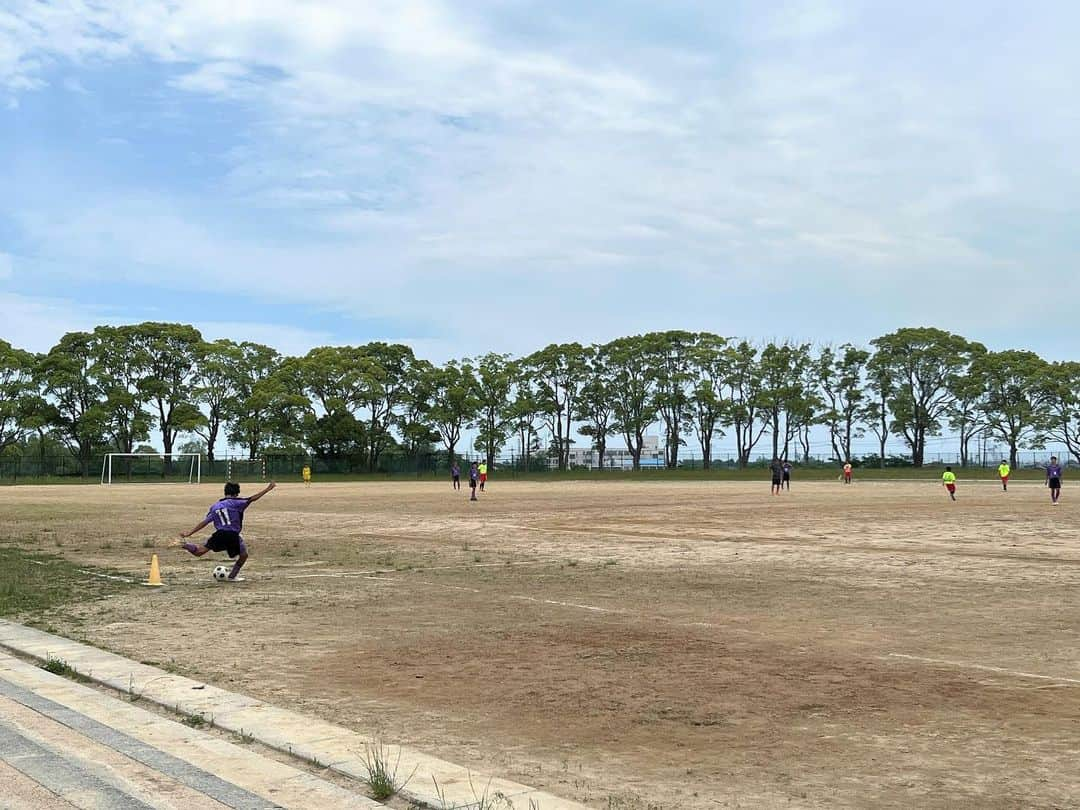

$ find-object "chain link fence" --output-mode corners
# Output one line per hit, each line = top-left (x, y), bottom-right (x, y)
(0, 449), (1071, 483)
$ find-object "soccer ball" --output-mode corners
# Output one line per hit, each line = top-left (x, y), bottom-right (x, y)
(212, 565), (230, 582)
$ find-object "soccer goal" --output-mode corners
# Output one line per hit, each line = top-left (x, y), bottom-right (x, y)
(226, 457), (266, 482)
(100, 453), (201, 485)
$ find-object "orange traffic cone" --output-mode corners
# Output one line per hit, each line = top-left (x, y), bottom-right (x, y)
(144, 554), (164, 587)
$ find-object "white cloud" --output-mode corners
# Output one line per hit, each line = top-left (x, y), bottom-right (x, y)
(0, 291), (112, 352)
(4, 1), (1080, 358)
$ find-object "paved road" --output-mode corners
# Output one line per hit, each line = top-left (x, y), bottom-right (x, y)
(0, 656), (375, 810)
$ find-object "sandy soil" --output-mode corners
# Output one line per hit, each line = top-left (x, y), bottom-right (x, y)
(1, 478), (1078, 809)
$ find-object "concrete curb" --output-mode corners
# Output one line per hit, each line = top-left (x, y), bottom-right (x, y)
(0, 620), (591, 810)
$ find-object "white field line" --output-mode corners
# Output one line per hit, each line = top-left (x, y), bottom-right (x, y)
(29, 559), (138, 585)
(282, 558), (574, 579)
(884, 653), (1080, 685)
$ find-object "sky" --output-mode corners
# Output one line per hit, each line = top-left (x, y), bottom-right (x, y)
(3, 0), (1080, 373)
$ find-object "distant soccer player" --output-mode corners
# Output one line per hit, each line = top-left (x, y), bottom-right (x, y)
(451, 461), (461, 491)
(302, 464), (311, 488)
(179, 481), (276, 581)
(770, 458), (783, 496)
(1046, 456), (1063, 504)
(469, 462), (479, 501)
(998, 459), (1010, 492)
(478, 461), (488, 491)
(782, 460), (792, 491)
(843, 461), (853, 485)
(942, 467), (957, 501)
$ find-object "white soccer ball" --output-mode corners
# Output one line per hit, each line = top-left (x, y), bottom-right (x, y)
(212, 565), (230, 582)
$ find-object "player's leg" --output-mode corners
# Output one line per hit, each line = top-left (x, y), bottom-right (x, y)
(180, 542), (211, 557)
(227, 538), (248, 580)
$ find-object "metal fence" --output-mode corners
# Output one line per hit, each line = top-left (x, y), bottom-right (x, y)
(0, 449), (1071, 483)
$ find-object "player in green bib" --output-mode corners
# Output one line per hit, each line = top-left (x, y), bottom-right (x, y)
(998, 460), (1010, 492)
(942, 467), (957, 501)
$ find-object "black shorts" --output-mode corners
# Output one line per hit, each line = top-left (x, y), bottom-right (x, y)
(452, 475), (460, 482)
(205, 530), (246, 558)
(771, 478), (782, 486)
(1049, 477), (1062, 489)
(782, 473), (790, 481)
(469, 479), (477, 488)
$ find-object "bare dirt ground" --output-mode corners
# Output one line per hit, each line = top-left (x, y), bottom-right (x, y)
(2, 478), (1079, 809)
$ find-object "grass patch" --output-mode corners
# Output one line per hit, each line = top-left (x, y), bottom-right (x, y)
(40, 655), (87, 681)
(360, 742), (416, 800)
(181, 712), (208, 729)
(0, 547), (128, 618)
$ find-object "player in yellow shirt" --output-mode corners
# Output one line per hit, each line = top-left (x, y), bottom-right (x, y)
(997, 460), (1010, 492)
(942, 466), (957, 501)
(478, 461), (488, 491)
(302, 465), (311, 488)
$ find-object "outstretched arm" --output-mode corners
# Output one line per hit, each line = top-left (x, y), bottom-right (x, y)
(245, 481), (277, 505)
(181, 517), (213, 538)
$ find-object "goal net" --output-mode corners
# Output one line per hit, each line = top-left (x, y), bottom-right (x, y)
(101, 453), (201, 485)
(226, 457), (266, 482)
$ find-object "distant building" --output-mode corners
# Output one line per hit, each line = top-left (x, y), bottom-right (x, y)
(562, 435), (666, 469)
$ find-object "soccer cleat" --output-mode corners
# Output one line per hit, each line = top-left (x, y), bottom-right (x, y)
(227, 575), (246, 582)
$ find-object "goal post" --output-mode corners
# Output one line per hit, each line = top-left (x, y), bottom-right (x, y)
(100, 453), (201, 485)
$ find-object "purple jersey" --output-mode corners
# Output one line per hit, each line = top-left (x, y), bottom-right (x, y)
(207, 498), (249, 532)
(1047, 464), (1063, 480)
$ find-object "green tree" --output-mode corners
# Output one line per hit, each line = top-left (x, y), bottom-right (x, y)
(508, 374), (542, 469)
(722, 341), (768, 468)
(648, 331), (696, 469)
(224, 343), (286, 460)
(946, 345), (990, 467)
(426, 360), (480, 464)
(38, 332), (109, 475)
(755, 342), (813, 462)
(525, 343), (588, 470)
(1035, 362), (1080, 464)
(574, 345), (617, 469)
(0, 339), (35, 453)
(604, 335), (657, 471)
(861, 358), (895, 468)
(192, 339), (246, 461)
(88, 325), (152, 455)
(399, 358), (440, 458)
(869, 328), (977, 467)
(353, 343), (417, 472)
(977, 350), (1049, 466)
(817, 344), (870, 464)
(471, 353), (515, 469)
(128, 323), (205, 467)
(687, 333), (731, 470)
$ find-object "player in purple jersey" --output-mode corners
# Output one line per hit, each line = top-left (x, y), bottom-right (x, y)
(179, 480), (276, 580)
(1045, 457), (1063, 504)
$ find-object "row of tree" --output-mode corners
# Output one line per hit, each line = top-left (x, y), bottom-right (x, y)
(1, 324), (1078, 473)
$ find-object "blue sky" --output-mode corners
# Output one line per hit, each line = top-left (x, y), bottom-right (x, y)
(3, 0), (1080, 366)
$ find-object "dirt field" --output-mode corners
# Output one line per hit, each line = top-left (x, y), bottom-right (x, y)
(1, 478), (1078, 809)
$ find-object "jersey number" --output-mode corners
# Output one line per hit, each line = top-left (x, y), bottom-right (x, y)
(215, 509), (232, 525)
